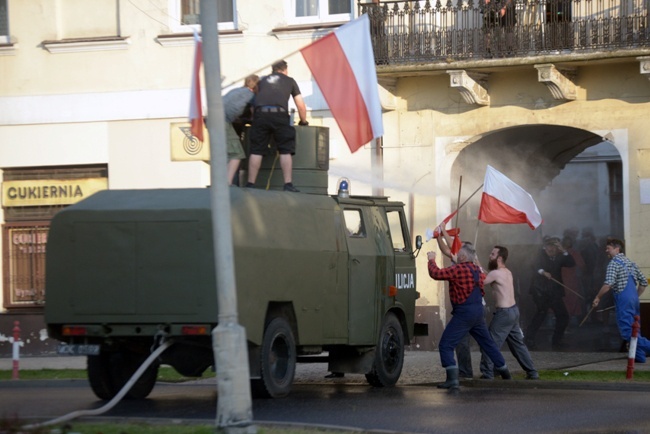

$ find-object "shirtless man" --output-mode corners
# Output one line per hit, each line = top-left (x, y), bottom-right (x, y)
(479, 245), (539, 380)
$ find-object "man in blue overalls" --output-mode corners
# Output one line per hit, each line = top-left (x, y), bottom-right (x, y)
(428, 244), (512, 389)
(592, 238), (649, 362)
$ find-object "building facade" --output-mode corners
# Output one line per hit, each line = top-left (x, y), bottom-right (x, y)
(0, 0), (649, 354)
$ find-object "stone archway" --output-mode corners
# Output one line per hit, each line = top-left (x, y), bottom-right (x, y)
(446, 124), (624, 352)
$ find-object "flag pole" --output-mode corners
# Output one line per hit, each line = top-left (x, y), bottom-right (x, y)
(456, 183), (484, 214)
(454, 176), (462, 230)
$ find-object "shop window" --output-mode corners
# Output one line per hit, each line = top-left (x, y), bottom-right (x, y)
(3, 223), (49, 309)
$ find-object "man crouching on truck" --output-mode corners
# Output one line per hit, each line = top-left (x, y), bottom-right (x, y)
(427, 244), (512, 389)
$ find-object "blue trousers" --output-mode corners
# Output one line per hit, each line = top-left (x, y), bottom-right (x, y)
(614, 276), (650, 363)
(440, 292), (506, 369)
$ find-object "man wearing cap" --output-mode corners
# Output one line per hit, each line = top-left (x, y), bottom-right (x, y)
(246, 60), (308, 192)
(526, 236), (576, 350)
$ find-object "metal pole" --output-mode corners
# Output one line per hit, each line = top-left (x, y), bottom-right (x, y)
(199, 1), (253, 431)
(372, 137), (384, 196)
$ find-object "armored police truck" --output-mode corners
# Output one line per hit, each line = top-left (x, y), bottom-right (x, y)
(45, 126), (425, 399)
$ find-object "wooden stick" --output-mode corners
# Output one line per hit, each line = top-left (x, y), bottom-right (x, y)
(579, 304), (596, 327)
(548, 276), (585, 299)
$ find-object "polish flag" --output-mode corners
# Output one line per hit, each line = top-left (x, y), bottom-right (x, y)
(189, 37), (204, 142)
(300, 14), (383, 153)
(478, 165), (543, 229)
(438, 210), (462, 255)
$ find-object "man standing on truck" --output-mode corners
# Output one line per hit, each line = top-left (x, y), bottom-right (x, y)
(427, 244), (512, 389)
(245, 60), (308, 192)
(479, 245), (539, 380)
(223, 74), (259, 185)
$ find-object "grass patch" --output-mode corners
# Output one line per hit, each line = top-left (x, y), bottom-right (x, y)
(0, 366), (215, 382)
(62, 423), (347, 434)
(2, 368), (649, 383)
(536, 370), (650, 382)
(0, 419), (343, 434)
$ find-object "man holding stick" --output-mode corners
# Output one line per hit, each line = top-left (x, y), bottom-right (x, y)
(526, 236), (575, 350)
(480, 245), (539, 379)
(592, 238), (650, 362)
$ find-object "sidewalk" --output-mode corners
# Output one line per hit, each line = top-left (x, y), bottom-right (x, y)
(2, 349), (647, 377)
(2, 322), (648, 385)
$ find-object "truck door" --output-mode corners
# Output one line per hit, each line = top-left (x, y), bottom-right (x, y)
(385, 207), (417, 335)
(343, 207), (391, 345)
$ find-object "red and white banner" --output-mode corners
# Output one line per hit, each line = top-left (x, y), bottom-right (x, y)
(300, 14), (383, 153)
(478, 165), (543, 229)
(189, 37), (204, 142)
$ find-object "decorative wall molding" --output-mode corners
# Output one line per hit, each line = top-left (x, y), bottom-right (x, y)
(638, 56), (650, 81)
(447, 70), (490, 106)
(534, 63), (577, 100)
(42, 36), (131, 54)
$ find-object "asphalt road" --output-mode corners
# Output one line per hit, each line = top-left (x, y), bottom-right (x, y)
(2, 375), (650, 433)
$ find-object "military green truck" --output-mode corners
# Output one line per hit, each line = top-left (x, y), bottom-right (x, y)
(44, 126), (426, 400)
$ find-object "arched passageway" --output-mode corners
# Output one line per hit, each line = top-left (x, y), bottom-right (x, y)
(448, 124), (623, 352)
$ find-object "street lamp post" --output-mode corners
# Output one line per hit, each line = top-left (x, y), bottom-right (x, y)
(199, 1), (254, 431)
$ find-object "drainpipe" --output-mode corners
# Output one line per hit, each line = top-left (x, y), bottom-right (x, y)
(372, 137), (384, 197)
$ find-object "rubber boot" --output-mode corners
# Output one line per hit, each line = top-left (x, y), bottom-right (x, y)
(437, 366), (460, 389)
(495, 365), (512, 380)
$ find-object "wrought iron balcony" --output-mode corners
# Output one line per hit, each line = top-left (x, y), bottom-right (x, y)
(359, 0), (650, 64)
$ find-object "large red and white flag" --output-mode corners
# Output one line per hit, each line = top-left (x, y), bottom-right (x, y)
(478, 165), (543, 230)
(300, 14), (383, 153)
(189, 37), (204, 142)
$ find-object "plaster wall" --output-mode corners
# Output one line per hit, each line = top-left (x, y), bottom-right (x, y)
(387, 62), (650, 312)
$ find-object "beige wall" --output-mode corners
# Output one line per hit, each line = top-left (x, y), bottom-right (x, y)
(1, 1), (649, 315)
(385, 61), (650, 314)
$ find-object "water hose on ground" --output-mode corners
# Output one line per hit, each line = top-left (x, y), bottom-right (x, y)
(22, 339), (174, 430)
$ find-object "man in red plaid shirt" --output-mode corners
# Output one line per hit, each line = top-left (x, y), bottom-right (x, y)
(428, 244), (511, 389)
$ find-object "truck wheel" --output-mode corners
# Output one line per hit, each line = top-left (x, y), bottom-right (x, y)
(252, 317), (296, 398)
(87, 353), (116, 400)
(365, 312), (404, 387)
(110, 351), (160, 399)
(87, 351), (159, 400)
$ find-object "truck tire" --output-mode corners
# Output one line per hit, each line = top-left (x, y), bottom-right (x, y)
(110, 351), (160, 399)
(87, 351), (159, 400)
(87, 353), (115, 400)
(252, 317), (296, 398)
(365, 312), (404, 387)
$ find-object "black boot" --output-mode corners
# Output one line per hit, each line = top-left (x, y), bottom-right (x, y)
(495, 365), (512, 380)
(437, 366), (460, 389)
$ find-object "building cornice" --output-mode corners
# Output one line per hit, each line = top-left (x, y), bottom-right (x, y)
(42, 36), (131, 54)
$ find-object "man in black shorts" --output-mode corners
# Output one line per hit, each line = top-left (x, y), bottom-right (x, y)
(246, 60), (308, 192)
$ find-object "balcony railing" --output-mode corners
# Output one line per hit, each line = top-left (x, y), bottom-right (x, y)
(359, 0), (650, 63)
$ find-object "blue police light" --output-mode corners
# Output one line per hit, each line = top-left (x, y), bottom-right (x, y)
(337, 177), (350, 198)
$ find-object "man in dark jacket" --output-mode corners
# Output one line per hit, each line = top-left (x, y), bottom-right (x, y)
(526, 236), (576, 349)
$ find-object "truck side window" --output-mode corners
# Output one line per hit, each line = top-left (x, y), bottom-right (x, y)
(386, 210), (406, 252)
(343, 209), (365, 237)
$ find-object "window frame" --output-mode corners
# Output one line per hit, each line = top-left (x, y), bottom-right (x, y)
(2, 222), (50, 310)
(169, 0), (236, 33)
(0, 0), (9, 44)
(286, 0), (352, 25)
